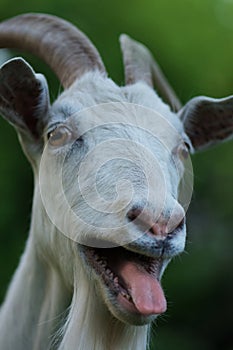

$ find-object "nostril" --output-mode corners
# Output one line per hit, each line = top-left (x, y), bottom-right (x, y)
(127, 207), (154, 234)
(127, 207), (142, 222)
(177, 217), (185, 230)
(167, 217), (185, 238)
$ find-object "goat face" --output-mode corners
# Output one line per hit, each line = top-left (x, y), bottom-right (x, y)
(38, 80), (192, 325)
(0, 14), (232, 327)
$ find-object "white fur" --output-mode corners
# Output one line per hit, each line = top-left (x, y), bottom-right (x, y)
(0, 72), (189, 349)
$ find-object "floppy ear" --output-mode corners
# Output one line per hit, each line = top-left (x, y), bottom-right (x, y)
(179, 96), (233, 151)
(0, 57), (50, 157)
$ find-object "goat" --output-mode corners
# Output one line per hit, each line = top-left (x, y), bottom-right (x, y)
(0, 13), (232, 350)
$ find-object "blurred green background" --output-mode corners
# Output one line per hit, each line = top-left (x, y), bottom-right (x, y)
(0, 1), (232, 349)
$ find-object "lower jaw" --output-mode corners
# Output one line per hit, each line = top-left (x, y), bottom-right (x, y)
(105, 292), (157, 326)
(98, 275), (165, 326)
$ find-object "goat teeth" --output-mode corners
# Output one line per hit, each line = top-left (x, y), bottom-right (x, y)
(122, 292), (129, 299)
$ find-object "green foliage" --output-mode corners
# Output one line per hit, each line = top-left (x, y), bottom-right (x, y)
(0, 1), (232, 349)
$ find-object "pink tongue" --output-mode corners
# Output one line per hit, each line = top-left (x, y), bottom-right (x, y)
(119, 261), (167, 316)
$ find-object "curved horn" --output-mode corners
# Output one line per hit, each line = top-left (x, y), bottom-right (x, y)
(120, 34), (181, 112)
(0, 13), (106, 88)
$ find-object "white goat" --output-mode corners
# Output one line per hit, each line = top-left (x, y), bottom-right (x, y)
(0, 13), (232, 350)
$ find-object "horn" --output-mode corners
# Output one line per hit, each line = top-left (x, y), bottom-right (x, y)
(120, 34), (181, 112)
(0, 13), (106, 88)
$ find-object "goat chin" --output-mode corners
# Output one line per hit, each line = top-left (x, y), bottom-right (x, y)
(58, 261), (150, 350)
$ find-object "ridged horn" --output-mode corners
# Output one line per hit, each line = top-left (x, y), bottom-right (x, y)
(0, 13), (106, 88)
(120, 34), (181, 112)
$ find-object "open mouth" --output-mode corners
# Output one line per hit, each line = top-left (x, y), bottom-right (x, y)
(81, 245), (167, 318)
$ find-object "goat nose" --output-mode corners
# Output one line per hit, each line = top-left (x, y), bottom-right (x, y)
(127, 206), (185, 239)
(127, 208), (167, 238)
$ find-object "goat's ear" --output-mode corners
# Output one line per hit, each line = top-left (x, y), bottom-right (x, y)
(0, 57), (50, 149)
(179, 96), (233, 151)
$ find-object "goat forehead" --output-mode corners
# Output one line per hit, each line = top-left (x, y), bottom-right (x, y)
(51, 74), (184, 148)
(51, 102), (183, 154)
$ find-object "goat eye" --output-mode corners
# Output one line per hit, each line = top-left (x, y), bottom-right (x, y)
(48, 126), (72, 146)
(177, 142), (190, 160)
